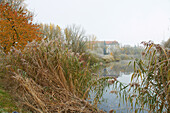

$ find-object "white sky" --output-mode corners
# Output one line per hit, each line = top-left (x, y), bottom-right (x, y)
(25, 0), (170, 46)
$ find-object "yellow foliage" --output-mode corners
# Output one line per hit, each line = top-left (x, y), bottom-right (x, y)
(0, 2), (41, 53)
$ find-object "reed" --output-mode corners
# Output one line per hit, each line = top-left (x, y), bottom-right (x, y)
(0, 39), (104, 112)
(129, 41), (170, 112)
(105, 41), (170, 112)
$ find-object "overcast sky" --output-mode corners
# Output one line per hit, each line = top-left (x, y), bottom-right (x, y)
(25, 0), (170, 46)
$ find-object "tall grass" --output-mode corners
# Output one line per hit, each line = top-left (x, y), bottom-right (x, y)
(0, 39), (104, 112)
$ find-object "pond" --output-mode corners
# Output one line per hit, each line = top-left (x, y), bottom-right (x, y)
(89, 60), (147, 113)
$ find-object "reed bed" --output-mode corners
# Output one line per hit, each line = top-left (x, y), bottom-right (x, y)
(0, 39), (104, 113)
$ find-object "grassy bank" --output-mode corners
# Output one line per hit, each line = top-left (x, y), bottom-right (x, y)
(0, 85), (18, 112)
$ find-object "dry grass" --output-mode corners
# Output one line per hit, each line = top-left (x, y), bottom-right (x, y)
(0, 39), (104, 113)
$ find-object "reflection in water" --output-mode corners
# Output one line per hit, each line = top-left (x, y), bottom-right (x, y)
(97, 60), (134, 78)
(89, 60), (147, 113)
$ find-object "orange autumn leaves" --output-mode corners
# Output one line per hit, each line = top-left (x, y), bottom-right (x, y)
(0, 2), (41, 53)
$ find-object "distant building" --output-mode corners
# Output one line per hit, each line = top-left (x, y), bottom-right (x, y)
(93, 41), (119, 55)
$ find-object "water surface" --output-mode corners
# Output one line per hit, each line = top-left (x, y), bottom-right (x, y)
(89, 60), (147, 113)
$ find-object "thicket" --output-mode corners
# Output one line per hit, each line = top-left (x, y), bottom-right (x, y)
(110, 45), (143, 60)
(0, 39), (105, 112)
